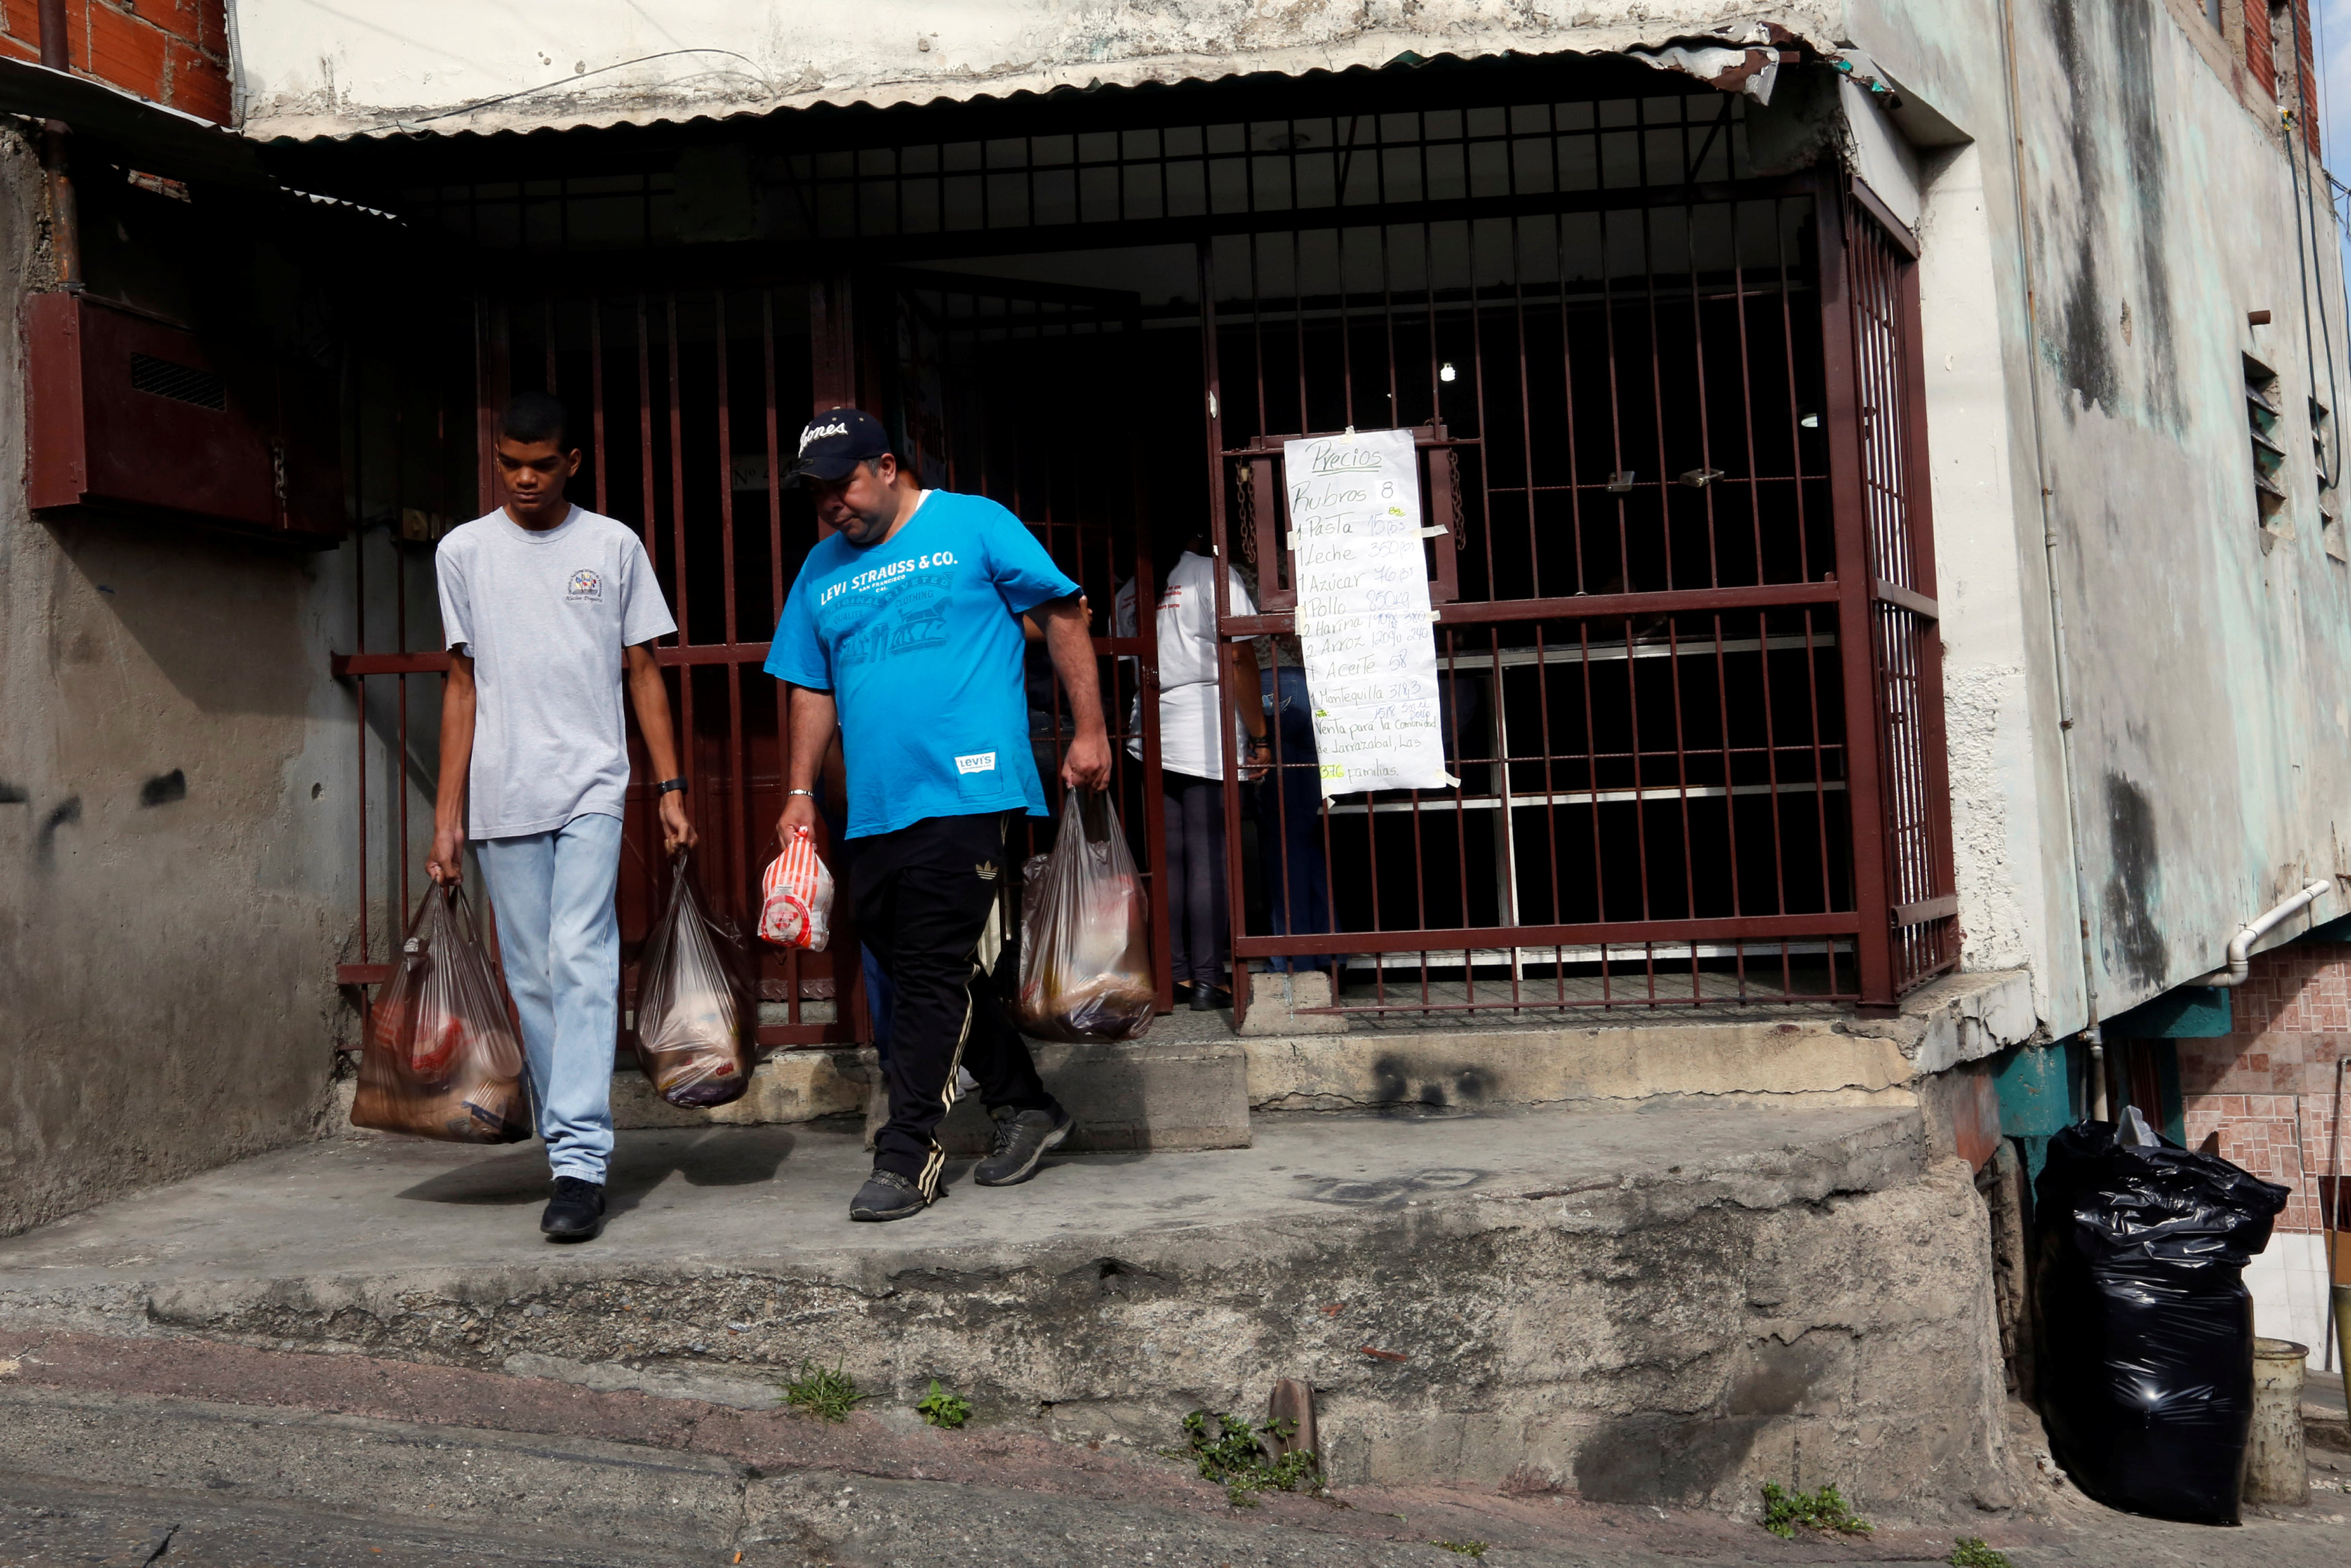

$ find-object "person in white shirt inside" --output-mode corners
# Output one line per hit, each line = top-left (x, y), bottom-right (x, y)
(1114, 535), (1270, 1011)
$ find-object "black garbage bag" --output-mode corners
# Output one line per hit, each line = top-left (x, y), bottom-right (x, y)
(2033, 1113), (2290, 1524)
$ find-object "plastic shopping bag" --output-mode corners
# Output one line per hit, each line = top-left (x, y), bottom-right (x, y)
(633, 851), (754, 1109)
(1016, 790), (1155, 1042)
(758, 827), (835, 951)
(351, 886), (532, 1143)
(2033, 1115), (2291, 1524)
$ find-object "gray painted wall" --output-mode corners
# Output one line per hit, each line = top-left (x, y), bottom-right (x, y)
(0, 128), (363, 1236)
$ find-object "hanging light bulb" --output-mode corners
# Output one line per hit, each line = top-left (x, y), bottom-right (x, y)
(1439, 362), (1458, 382)
(1799, 412), (1819, 428)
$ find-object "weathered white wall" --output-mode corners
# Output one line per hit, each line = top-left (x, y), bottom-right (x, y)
(0, 126), (366, 1235)
(228, 0), (1838, 138)
(1852, 0), (2351, 1032)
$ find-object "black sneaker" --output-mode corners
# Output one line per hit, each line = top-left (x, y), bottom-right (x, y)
(540, 1176), (605, 1242)
(849, 1167), (932, 1222)
(973, 1106), (1073, 1187)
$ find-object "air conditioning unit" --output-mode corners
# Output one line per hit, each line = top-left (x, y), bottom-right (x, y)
(22, 291), (342, 541)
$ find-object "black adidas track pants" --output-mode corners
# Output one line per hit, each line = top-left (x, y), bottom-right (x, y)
(850, 811), (1058, 1197)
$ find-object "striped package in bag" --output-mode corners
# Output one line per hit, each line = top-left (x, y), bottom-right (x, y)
(758, 825), (834, 951)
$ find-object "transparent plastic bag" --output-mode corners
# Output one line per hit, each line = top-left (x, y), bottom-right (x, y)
(351, 886), (531, 1143)
(633, 851), (754, 1109)
(1017, 790), (1155, 1042)
(758, 827), (834, 951)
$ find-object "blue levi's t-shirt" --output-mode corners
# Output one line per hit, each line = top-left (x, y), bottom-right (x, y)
(765, 490), (1080, 839)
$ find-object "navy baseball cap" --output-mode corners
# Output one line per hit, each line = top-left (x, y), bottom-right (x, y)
(785, 407), (892, 485)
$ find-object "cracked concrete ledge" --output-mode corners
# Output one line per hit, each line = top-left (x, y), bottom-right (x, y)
(0, 1105), (2012, 1506)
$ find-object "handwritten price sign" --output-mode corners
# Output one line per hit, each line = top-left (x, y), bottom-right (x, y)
(1282, 428), (1458, 798)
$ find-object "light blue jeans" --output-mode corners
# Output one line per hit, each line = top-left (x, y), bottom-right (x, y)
(474, 812), (623, 1183)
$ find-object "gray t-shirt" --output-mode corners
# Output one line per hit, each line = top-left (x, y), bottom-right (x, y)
(435, 506), (676, 839)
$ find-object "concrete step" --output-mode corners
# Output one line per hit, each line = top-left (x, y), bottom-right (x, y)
(564, 969), (2039, 1145)
(0, 1099), (2016, 1515)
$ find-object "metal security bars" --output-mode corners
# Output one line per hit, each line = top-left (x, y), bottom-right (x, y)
(1824, 187), (1959, 996)
(337, 60), (1958, 1027)
(1206, 166), (1953, 1018)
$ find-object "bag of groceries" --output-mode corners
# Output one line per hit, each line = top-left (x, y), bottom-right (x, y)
(758, 826), (834, 951)
(1017, 790), (1155, 1042)
(352, 886), (532, 1142)
(633, 850), (754, 1109)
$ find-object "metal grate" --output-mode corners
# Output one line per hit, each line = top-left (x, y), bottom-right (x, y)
(130, 352), (226, 411)
(350, 68), (1957, 1023)
(386, 88), (1755, 254)
(1830, 188), (1958, 997)
(777, 93), (1756, 242)
(1208, 168), (1877, 1017)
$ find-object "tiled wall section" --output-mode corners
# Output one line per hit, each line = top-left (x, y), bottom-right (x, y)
(2178, 939), (2348, 1234)
(2178, 941), (2349, 1367)
(0, 1), (230, 124)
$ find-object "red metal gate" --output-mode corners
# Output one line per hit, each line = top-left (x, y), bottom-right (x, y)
(337, 272), (1175, 1041)
(340, 285), (867, 1048)
(1208, 165), (1957, 1018)
(1824, 185), (1959, 996)
(333, 67), (1957, 1028)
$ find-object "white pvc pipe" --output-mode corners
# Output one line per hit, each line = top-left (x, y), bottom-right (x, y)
(2194, 880), (2334, 988)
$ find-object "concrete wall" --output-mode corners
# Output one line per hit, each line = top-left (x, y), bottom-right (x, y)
(1849, 0), (2351, 1034)
(0, 126), (363, 1236)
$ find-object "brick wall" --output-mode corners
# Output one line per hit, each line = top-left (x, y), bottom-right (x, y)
(0, 1), (230, 126)
(2292, 0), (2321, 154)
(2178, 941), (2350, 1234)
(2249, 0), (2276, 97)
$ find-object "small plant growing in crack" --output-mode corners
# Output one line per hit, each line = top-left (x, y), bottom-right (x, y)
(916, 1379), (972, 1428)
(1949, 1538), (2010, 1568)
(1759, 1481), (1871, 1540)
(780, 1360), (867, 1422)
(1173, 1410), (1320, 1508)
(1431, 1539), (1488, 1558)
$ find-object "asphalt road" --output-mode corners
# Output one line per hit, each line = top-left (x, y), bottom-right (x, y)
(0, 1334), (2346, 1568)
(5, 1461), (2351, 1568)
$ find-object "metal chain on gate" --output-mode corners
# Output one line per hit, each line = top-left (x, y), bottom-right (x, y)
(1233, 461), (1259, 577)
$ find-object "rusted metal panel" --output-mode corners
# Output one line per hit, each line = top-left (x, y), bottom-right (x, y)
(24, 291), (339, 537)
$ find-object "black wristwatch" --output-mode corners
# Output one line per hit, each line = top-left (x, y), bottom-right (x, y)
(658, 777), (689, 796)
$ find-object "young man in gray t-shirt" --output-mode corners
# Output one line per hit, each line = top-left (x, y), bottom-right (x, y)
(429, 391), (693, 1242)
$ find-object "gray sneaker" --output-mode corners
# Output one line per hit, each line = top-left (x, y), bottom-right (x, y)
(973, 1106), (1073, 1187)
(849, 1167), (932, 1221)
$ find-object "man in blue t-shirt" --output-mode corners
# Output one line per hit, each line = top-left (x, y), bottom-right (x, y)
(767, 408), (1110, 1221)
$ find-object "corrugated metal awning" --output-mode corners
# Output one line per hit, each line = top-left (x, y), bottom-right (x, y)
(239, 23), (1813, 144)
(0, 57), (269, 186)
